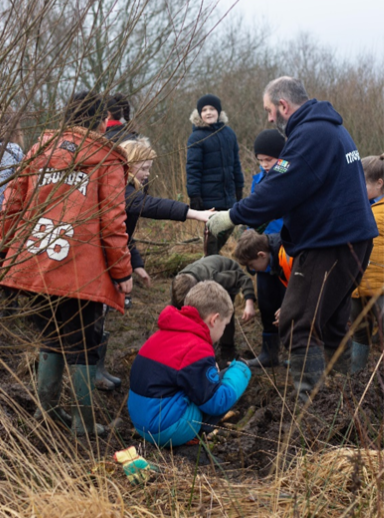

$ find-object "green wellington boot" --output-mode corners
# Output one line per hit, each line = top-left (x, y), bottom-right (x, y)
(351, 341), (370, 374)
(70, 364), (105, 436)
(290, 346), (326, 402)
(34, 352), (72, 427)
(324, 344), (351, 375)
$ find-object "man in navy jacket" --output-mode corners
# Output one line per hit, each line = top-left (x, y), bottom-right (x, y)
(207, 76), (378, 401)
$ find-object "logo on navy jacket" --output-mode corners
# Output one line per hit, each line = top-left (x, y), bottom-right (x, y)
(206, 366), (220, 383)
(345, 150), (360, 164)
(274, 159), (290, 173)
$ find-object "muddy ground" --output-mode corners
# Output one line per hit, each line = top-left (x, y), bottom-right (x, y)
(0, 233), (383, 480)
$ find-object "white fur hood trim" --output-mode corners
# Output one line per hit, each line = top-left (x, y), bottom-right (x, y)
(189, 108), (229, 128)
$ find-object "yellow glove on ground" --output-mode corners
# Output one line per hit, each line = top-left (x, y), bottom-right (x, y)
(206, 211), (234, 237)
(114, 446), (157, 485)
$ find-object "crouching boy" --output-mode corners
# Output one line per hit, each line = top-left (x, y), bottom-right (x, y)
(128, 281), (251, 447)
(234, 230), (293, 367)
(171, 255), (256, 367)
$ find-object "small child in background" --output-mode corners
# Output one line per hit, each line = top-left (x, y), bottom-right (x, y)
(234, 229), (293, 366)
(171, 255), (256, 367)
(351, 154), (384, 373)
(248, 129), (286, 367)
(128, 281), (251, 448)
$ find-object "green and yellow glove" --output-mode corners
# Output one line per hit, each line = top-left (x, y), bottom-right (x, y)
(114, 446), (158, 485)
(206, 211), (235, 237)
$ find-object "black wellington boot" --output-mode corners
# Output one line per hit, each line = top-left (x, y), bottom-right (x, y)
(248, 334), (280, 368)
(95, 332), (122, 391)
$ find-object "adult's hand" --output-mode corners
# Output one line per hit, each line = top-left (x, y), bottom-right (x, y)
(118, 277), (133, 294)
(134, 267), (151, 287)
(206, 211), (235, 237)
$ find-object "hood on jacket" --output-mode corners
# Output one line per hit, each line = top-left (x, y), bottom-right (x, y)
(189, 108), (228, 128)
(36, 126), (129, 168)
(158, 305), (212, 343)
(285, 99), (343, 137)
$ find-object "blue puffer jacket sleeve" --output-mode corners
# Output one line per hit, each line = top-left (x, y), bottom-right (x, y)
(177, 350), (251, 416)
(186, 132), (204, 199)
(197, 361), (251, 416)
(221, 360), (251, 400)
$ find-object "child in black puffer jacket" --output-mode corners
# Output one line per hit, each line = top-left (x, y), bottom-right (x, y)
(120, 139), (214, 288)
(186, 94), (244, 255)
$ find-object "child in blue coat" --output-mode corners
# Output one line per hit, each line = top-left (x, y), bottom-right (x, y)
(128, 281), (251, 447)
(249, 129), (286, 367)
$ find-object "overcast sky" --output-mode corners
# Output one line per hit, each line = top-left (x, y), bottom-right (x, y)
(219, 0), (384, 62)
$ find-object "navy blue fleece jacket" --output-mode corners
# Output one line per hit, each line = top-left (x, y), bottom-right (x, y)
(230, 99), (378, 256)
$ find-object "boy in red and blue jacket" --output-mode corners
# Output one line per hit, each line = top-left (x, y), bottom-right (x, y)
(128, 281), (251, 447)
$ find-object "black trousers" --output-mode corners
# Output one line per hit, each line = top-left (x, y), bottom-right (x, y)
(257, 271), (286, 335)
(279, 240), (373, 352)
(206, 228), (234, 256)
(32, 294), (104, 365)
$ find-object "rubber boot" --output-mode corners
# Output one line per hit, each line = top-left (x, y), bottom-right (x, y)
(351, 341), (370, 374)
(248, 334), (280, 368)
(70, 365), (105, 436)
(95, 332), (121, 391)
(324, 343), (352, 375)
(290, 346), (326, 402)
(34, 352), (72, 427)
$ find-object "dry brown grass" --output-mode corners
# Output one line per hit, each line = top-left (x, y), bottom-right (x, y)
(0, 382), (382, 518)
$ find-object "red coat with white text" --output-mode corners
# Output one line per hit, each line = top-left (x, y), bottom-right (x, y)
(0, 127), (132, 312)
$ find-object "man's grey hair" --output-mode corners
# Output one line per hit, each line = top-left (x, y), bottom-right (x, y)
(264, 76), (309, 107)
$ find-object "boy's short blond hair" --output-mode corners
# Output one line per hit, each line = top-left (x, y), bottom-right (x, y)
(234, 230), (270, 265)
(171, 274), (198, 309)
(184, 280), (233, 320)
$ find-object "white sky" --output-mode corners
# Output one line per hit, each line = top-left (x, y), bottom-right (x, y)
(219, 0), (384, 61)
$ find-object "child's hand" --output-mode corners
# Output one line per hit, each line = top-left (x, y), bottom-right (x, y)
(199, 209), (217, 222)
(242, 299), (255, 322)
(118, 277), (133, 295)
(273, 308), (281, 327)
(187, 208), (216, 222)
(134, 267), (151, 287)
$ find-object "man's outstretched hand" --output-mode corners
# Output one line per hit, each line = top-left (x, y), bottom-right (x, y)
(206, 211), (235, 237)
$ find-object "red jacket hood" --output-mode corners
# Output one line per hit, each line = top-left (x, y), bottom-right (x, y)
(36, 127), (128, 170)
(158, 305), (212, 344)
